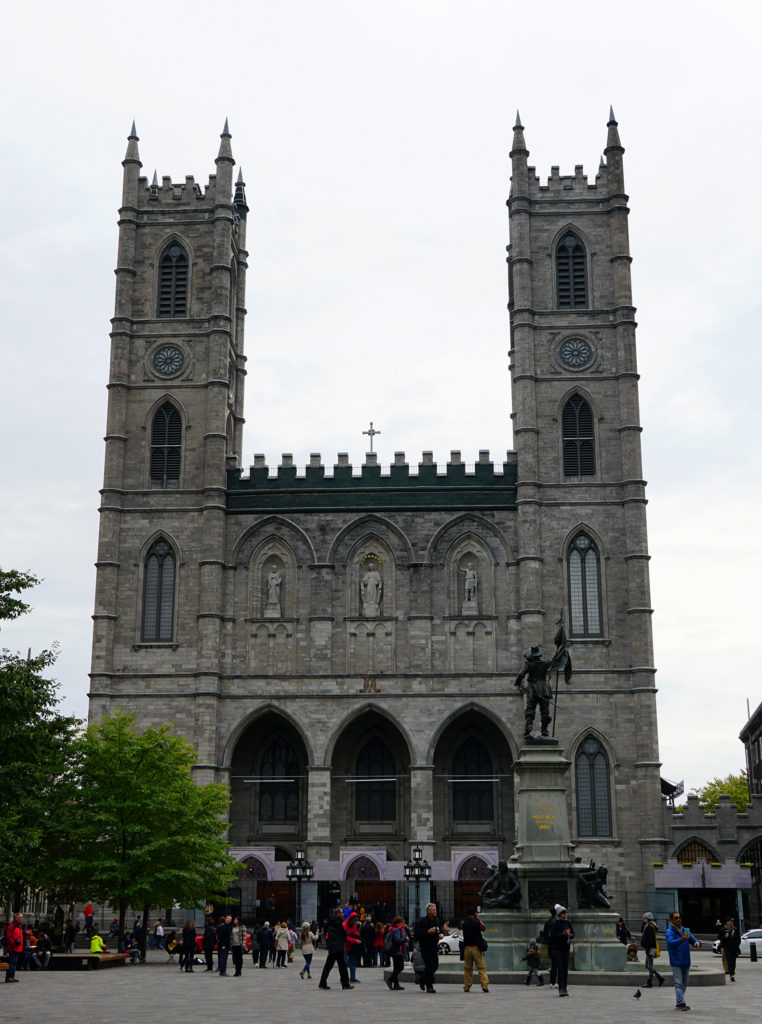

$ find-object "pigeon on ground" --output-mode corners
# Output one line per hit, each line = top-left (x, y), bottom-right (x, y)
(633, 989), (642, 999)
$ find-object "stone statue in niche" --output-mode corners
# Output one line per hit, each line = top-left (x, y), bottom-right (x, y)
(461, 558), (479, 615)
(360, 559), (383, 617)
(264, 563), (282, 618)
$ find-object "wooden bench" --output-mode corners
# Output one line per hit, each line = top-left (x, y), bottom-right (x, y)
(47, 952), (131, 971)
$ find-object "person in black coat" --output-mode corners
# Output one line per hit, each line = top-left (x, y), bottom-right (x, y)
(540, 906), (558, 986)
(413, 903), (443, 993)
(360, 916), (376, 967)
(640, 912), (664, 987)
(201, 916), (216, 972)
(719, 917), (742, 981)
(216, 915), (232, 977)
(318, 909), (353, 990)
(257, 922), (272, 968)
(547, 905), (574, 997)
(181, 920), (196, 973)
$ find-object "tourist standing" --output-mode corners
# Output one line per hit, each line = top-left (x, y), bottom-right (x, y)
(666, 910), (701, 1011)
(413, 903), (443, 994)
(299, 920), (317, 978)
(384, 915), (408, 991)
(181, 920), (196, 973)
(231, 916), (247, 976)
(719, 917), (741, 982)
(318, 908), (353, 990)
(202, 916), (216, 972)
(640, 912), (664, 988)
(461, 906), (489, 993)
(547, 905), (574, 997)
(4, 913), (24, 983)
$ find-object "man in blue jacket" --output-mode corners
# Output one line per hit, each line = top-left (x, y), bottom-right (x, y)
(666, 911), (701, 1011)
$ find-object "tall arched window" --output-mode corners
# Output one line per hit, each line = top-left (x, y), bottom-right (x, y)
(150, 402), (182, 488)
(568, 532), (602, 636)
(556, 232), (588, 308)
(562, 394), (595, 476)
(158, 242), (189, 317)
(260, 737), (299, 822)
(141, 538), (176, 641)
(575, 735), (611, 836)
(355, 737), (396, 822)
(452, 737), (493, 821)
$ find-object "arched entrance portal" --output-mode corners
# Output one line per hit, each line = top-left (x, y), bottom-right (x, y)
(345, 855), (396, 915)
(455, 855), (491, 919)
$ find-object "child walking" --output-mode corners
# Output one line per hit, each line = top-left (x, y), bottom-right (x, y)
(521, 939), (544, 985)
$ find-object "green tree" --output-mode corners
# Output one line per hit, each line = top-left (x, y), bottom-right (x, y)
(0, 568), (81, 911)
(689, 771), (750, 812)
(56, 713), (237, 944)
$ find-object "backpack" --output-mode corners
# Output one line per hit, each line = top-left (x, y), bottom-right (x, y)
(383, 928), (395, 954)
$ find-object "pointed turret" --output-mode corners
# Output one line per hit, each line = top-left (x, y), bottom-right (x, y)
(606, 106), (622, 151)
(123, 121), (141, 167)
(217, 117), (234, 164)
(234, 167), (249, 220)
(511, 110), (528, 160)
(604, 106), (625, 194)
(121, 121), (142, 209)
(215, 117), (235, 199)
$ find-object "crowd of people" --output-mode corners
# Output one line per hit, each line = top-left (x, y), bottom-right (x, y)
(2, 898), (750, 1006)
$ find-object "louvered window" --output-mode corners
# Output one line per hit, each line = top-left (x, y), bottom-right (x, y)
(562, 393), (595, 476)
(568, 532), (602, 637)
(356, 738), (396, 822)
(452, 737), (494, 822)
(141, 539), (176, 642)
(575, 736), (611, 836)
(556, 232), (588, 308)
(158, 242), (189, 317)
(260, 738), (299, 822)
(150, 402), (182, 488)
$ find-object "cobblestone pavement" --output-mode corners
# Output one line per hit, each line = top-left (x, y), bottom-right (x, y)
(2, 948), (758, 1023)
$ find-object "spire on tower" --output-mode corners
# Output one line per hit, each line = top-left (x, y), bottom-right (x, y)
(510, 109), (528, 159)
(151, 169), (159, 187)
(234, 167), (249, 219)
(123, 121), (141, 166)
(605, 105), (622, 152)
(514, 109), (523, 128)
(217, 117), (234, 164)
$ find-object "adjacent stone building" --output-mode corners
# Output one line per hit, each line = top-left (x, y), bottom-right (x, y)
(89, 113), (668, 924)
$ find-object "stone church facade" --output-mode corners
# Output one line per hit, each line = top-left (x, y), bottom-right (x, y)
(89, 114), (668, 923)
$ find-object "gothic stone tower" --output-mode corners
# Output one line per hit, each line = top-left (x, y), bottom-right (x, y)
(89, 113), (666, 922)
(508, 110), (664, 903)
(90, 122), (249, 781)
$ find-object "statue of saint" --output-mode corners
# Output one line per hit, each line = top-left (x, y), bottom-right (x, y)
(265, 566), (282, 613)
(514, 616), (573, 739)
(463, 561), (478, 603)
(477, 859), (522, 910)
(360, 563), (382, 616)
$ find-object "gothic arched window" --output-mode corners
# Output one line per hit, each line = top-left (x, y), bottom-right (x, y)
(568, 532), (603, 637)
(556, 232), (588, 308)
(575, 735), (611, 836)
(452, 737), (494, 821)
(141, 538), (176, 642)
(158, 242), (189, 317)
(562, 394), (595, 477)
(355, 737), (396, 822)
(260, 738), (299, 822)
(150, 402), (182, 488)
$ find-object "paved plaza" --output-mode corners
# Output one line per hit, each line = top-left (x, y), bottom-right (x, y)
(2, 948), (759, 1023)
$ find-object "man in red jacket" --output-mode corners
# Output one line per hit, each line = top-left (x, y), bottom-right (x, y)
(4, 913), (24, 983)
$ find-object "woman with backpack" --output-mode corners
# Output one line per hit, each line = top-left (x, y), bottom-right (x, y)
(384, 915), (408, 991)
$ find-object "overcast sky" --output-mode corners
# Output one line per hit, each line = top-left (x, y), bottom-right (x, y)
(1, 0), (760, 797)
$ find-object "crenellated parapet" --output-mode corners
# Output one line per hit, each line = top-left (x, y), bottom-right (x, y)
(227, 449), (518, 512)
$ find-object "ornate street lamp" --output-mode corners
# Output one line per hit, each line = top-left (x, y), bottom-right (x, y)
(286, 848), (314, 923)
(403, 845), (431, 921)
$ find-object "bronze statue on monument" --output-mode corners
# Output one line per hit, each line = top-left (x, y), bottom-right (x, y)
(514, 614), (573, 741)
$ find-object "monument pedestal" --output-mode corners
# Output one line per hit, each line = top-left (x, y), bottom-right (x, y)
(477, 742), (624, 970)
